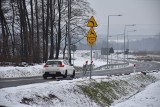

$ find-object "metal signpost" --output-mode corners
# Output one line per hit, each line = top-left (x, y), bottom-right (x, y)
(87, 16), (98, 79)
(134, 64), (136, 73)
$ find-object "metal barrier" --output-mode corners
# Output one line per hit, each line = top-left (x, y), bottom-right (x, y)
(82, 60), (129, 76)
(82, 64), (94, 76)
(94, 61), (129, 70)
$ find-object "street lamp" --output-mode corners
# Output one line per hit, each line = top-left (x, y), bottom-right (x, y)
(115, 34), (123, 60)
(107, 14), (122, 69)
(123, 24), (135, 62)
(126, 30), (136, 59)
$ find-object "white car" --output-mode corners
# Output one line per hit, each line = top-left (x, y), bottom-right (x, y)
(43, 59), (75, 79)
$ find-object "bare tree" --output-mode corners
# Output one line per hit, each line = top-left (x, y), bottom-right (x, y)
(0, 0), (11, 61)
(55, 0), (62, 59)
(49, 0), (56, 59)
(30, 0), (34, 62)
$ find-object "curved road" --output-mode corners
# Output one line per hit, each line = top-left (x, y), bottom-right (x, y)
(91, 61), (160, 76)
(0, 61), (160, 89)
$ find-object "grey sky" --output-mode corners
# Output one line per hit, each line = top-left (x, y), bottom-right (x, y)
(87, 0), (160, 41)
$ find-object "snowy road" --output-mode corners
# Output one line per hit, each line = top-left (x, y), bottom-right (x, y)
(0, 61), (160, 89)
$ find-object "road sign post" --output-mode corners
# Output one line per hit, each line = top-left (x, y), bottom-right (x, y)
(87, 16), (98, 79)
(90, 45), (93, 79)
(134, 64), (136, 73)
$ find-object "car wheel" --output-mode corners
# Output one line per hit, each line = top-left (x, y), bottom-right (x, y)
(63, 70), (67, 78)
(70, 70), (75, 78)
(43, 74), (47, 79)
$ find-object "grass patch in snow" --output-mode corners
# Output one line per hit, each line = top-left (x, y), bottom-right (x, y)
(134, 74), (156, 83)
(79, 80), (129, 106)
(79, 74), (158, 107)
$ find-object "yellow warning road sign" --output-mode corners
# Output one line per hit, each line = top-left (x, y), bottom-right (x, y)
(87, 27), (97, 46)
(87, 37), (96, 43)
(87, 27), (97, 38)
(87, 16), (98, 27)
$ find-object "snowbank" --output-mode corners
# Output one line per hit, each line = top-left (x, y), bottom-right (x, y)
(110, 80), (160, 107)
(0, 65), (43, 78)
(0, 72), (160, 107)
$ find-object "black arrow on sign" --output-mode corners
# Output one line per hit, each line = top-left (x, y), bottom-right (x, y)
(90, 31), (94, 35)
(90, 21), (94, 26)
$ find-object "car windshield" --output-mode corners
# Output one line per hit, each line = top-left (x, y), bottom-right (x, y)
(46, 61), (62, 65)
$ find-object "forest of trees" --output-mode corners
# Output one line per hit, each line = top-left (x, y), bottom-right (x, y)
(0, 0), (94, 64)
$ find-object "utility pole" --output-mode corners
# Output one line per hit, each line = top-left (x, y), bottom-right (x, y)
(68, 0), (71, 64)
(107, 16), (109, 69)
(126, 30), (136, 60)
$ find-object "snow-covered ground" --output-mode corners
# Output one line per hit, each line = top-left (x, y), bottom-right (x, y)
(0, 50), (160, 107)
(111, 80), (160, 107)
(74, 50), (133, 67)
(0, 65), (43, 78)
(0, 72), (160, 107)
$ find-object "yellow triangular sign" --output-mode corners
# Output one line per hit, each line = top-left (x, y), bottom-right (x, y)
(87, 16), (98, 27)
(87, 28), (97, 45)
(87, 27), (97, 37)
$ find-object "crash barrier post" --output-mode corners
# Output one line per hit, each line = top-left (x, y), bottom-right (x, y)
(82, 64), (94, 76)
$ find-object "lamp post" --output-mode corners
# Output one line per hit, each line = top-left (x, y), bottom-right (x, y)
(115, 34), (123, 60)
(123, 24), (135, 62)
(108, 35), (113, 65)
(126, 30), (136, 59)
(107, 14), (122, 69)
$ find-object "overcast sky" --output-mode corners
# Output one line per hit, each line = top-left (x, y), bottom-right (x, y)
(87, 0), (160, 41)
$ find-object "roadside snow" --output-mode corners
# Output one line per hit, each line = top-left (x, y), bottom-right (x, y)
(73, 50), (107, 67)
(110, 80), (160, 107)
(73, 50), (130, 67)
(0, 65), (43, 78)
(0, 78), (100, 107)
(0, 72), (160, 107)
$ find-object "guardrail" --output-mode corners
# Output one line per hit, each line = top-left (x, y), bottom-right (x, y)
(74, 60), (130, 73)
(94, 61), (129, 70)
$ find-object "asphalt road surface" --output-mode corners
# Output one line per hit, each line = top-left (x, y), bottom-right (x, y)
(0, 61), (160, 89)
